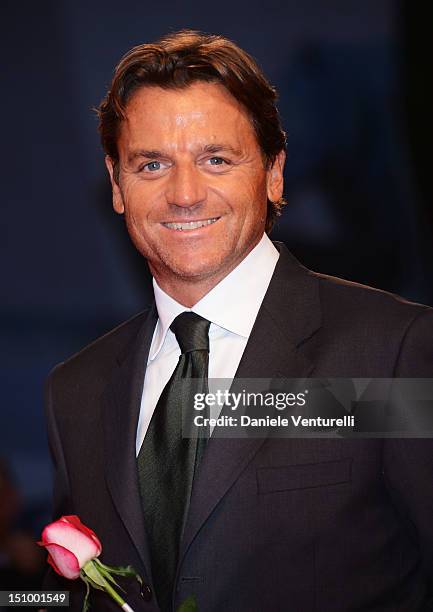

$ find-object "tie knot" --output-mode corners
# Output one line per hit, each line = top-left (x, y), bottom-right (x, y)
(170, 312), (210, 354)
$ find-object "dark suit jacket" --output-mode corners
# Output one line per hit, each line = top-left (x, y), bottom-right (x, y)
(45, 243), (433, 611)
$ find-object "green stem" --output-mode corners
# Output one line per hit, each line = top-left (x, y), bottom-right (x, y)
(102, 580), (126, 608)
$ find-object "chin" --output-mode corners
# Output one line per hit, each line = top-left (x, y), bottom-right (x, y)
(171, 264), (221, 281)
(167, 256), (228, 282)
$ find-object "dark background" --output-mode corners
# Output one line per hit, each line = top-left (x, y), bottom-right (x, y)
(1, 0), (432, 563)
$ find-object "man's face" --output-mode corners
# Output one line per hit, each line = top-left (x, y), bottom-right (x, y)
(106, 82), (284, 298)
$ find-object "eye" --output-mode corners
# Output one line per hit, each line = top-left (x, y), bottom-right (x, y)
(204, 156), (231, 172)
(208, 157), (225, 166)
(143, 161), (161, 172)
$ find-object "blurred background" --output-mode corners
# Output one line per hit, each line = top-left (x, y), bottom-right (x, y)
(1, 0), (432, 596)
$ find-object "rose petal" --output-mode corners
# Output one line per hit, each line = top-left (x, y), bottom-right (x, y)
(43, 543), (81, 579)
(60, 516), (102, 554)
(46, 552), (61, 575)
(41, 520), (100, 568)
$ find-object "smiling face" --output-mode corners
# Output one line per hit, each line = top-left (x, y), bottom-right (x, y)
(106, 81), (285, 305)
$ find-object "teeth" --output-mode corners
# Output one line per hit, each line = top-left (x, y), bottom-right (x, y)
(163, 218), (219, 231)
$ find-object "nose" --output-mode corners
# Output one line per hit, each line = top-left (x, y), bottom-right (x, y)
(165, 162), (206, 209)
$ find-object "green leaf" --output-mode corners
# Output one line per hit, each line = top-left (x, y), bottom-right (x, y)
(93, 559), (143, 588)
(91, 560), (123, 591)
(177, 595), (198, 612)
(80, 561), (127, 609)
(94, 559), (142, 581)
(81, 576), (91, 612)
(80, 572), (105, 593)
(82, 560), (111, 590)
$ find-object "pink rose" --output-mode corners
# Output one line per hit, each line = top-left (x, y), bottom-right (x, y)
(38, 515), (102, 580)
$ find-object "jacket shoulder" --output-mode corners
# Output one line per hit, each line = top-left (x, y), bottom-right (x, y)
(311, 270), (433, 366)
(301, 269), (433, 376)
(313, 270), (432, 321)
(277, 242), (432, 326)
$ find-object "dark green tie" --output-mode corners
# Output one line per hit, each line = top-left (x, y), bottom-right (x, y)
(137, 312), (211, 612)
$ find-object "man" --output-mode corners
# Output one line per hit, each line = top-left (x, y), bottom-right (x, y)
(45, 31), (433, 611)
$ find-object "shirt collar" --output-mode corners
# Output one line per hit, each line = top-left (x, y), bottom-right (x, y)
(150, 233), (279, 360)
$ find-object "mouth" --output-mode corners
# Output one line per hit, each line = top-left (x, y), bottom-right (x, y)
(161, 217), (220, 231)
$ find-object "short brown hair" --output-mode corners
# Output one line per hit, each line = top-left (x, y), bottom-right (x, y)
(97, 30), (286, 231)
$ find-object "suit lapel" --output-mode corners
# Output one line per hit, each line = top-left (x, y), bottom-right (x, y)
(102, 304), (157, 576)
(179, 243), (322, 563)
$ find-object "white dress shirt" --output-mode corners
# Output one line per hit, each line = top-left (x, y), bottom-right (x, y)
(135, 233), (279, 454)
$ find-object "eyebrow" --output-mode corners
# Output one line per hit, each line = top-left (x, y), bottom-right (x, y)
(201, 143), (242, 156)
(127, 143), (242, 164)
(127, 149), (167, 163)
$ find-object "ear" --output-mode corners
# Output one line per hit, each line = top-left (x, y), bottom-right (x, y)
(266, 150), (285, 203)
(105, 156), (125, 214)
